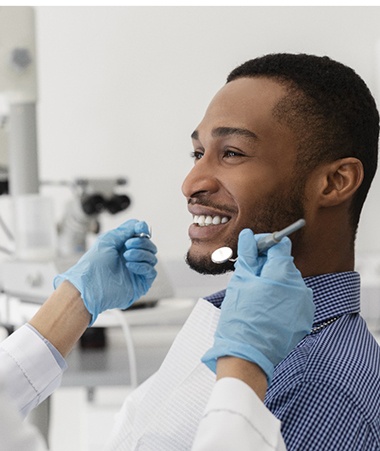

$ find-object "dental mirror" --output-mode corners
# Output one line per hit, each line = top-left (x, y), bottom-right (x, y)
(211, 246), (236, 264)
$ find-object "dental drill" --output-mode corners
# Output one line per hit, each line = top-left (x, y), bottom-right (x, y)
(211, 218), (306, 264)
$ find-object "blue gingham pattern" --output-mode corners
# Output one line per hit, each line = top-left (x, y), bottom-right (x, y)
(204, 271), (380, 450)
(204, 289), (225, 308)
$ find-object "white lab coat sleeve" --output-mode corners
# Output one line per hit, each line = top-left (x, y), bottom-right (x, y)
(0, 378), (48, 451)
(192, 377), (286, 451)
(0, 324), (65, 417)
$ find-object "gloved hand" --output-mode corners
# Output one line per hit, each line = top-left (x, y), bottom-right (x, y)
(202, 228), (315, 384)
(54, 219), (157, 326)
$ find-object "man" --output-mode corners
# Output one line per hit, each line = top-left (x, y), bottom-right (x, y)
(181, 52), (380, 449)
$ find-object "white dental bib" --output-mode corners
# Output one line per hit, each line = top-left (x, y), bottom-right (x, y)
(105, 299), (220, 451)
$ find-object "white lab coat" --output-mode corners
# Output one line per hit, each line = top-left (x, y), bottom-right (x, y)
(193, 377), (286, 451)
(0, 379), (47, 451)
(0, 325), (62, 451)
(0, 324), (63, 417)
(0, 299), (286, 450)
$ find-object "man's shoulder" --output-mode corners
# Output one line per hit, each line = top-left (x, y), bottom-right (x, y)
(306, 313), (380, 376)
(265, 313), (380, 448)
(267, 312), (380, 416)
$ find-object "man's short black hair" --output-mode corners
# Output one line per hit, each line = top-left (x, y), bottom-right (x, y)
(227, 53), (379, 235)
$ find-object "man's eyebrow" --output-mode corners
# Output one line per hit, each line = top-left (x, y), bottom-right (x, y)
(212, 127), (258, 140)
(190, 127), (258, 141)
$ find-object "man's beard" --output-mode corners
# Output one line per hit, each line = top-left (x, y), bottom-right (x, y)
(185, 182), (306, 275)
(186, 251), (236, 275)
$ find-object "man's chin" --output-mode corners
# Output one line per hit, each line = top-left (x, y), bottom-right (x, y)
(185, 251), (235, 275)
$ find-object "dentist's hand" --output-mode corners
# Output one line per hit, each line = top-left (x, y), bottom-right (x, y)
(202, 228), (314, 384)
(54, 219), (157, 326)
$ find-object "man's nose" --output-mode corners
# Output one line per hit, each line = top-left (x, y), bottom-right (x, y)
(182, 157), (220, 199)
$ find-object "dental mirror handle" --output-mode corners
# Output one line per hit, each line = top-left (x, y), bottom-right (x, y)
(257, 218), (305, 253)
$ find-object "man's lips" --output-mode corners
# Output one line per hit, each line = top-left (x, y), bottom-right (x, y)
(187, 201), (237, 240)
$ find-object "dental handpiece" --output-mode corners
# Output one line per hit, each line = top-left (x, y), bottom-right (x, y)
(211, 218), (306, 264)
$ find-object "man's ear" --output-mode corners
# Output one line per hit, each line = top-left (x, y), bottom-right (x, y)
(318, 157), (364, 207)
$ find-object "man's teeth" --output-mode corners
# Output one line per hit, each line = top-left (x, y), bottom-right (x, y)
(193, 215), (229, 226)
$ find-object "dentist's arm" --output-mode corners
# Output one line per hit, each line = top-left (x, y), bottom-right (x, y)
(202, 229), (314, 384)
(216, 356), (267, 399)
(193, 229), (315, 451)
(30, 218), (157, 355)
(29, 281), (90, 357)
(0, 219), (157, 417)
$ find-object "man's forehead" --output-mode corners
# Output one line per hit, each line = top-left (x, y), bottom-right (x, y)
(211, 77), (287, 104)
(203, 78), (287, 121)
(193, 78), (288, 141)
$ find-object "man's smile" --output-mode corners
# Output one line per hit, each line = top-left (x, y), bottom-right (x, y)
(192, 214), (230, 226)
(187, 203), (235, 241)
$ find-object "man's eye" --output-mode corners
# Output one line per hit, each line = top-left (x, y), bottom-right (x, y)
(190, 150), (204, 160)
(224, 149), (242, 158)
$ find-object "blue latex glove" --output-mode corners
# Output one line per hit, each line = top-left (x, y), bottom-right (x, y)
(54, 219), (157, 326)
(202, 228), (315, 384)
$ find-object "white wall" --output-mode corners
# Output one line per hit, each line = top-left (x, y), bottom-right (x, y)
(33, 6), (380, 260)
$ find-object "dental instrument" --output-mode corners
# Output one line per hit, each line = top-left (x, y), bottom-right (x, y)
(136, 232), (151, 239)
(211, 218), (306, 264)
(135, 227), (152, 239)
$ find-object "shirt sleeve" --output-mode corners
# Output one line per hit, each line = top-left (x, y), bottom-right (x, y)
(0, 324), (65, 417)
(24, 324), (67, 371)
(192, 377), (286, 451)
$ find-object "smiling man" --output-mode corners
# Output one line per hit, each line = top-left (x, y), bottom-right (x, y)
(177, 53), (380, 450)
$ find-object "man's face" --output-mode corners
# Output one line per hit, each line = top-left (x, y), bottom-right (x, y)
(182, 77), (306, 274)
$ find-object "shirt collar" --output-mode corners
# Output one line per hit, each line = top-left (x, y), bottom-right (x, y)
(204, 271), (361, 326)
(304, 271), (360, 325)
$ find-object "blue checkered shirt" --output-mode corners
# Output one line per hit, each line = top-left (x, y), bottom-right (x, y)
(205, 271), (380, 450)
